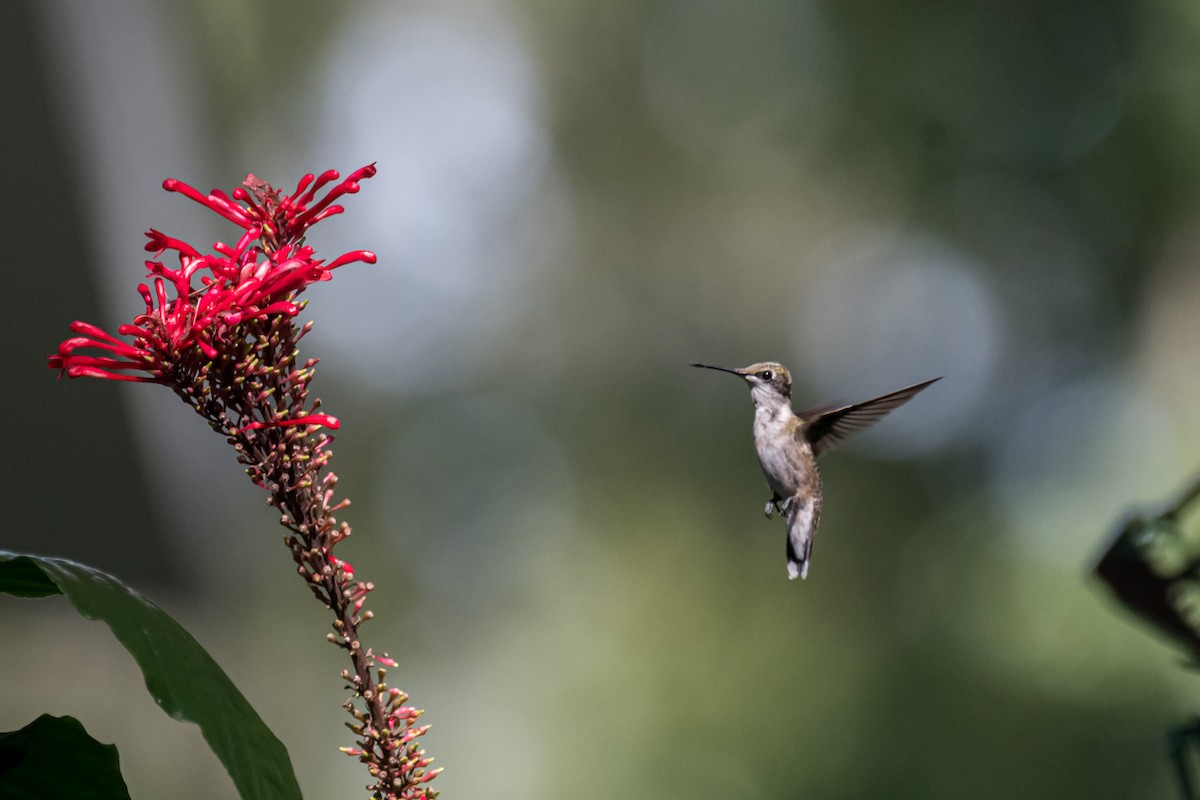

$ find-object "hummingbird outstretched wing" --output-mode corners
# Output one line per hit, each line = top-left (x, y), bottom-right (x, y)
(801, 377), (941, 457)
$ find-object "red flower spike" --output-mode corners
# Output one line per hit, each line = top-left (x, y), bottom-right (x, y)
(52, 169), (376, 385)
(50, 166), (440, 800)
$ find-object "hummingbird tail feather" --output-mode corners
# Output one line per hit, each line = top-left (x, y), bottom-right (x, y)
(785, 498), (817, 580)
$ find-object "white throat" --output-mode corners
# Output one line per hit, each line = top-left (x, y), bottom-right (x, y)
(749, 384), (793, 421)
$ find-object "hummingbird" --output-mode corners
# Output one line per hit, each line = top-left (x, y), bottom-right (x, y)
(691, 362), (940, 580)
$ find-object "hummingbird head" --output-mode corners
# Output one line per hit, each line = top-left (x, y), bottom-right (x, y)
(690, 361), (793, 406)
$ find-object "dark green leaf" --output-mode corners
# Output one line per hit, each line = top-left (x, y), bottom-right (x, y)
(0, 714), (131, 800)
(0, 556), (58, 598)
(0, 552), (302, 800)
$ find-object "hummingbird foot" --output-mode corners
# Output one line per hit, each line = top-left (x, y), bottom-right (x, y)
(763, 494), (785, 519)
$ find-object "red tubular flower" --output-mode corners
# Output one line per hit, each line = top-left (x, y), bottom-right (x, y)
(50, 165), (378, 400)
(49, 166), (441, 799)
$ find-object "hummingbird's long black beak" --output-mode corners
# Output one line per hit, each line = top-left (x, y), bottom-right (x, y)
(690, 362), (743, 376)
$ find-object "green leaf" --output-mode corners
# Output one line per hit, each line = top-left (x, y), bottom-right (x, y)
(0, 552), (302, 800)
(0, 556), (58, 598)
(0, 714), (131, 800)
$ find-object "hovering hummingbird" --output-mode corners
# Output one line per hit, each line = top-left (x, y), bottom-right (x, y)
(691, 362), (940, 580)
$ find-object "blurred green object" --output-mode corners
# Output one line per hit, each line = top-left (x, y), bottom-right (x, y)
(0, 552), (302, 800)
(1171, 718), (1200, 800)
(1094, 477), (1200, 662)
(0, 714), (131, 800)
(1095, 479), (1200, 799)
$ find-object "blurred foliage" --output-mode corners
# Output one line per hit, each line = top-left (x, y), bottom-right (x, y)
(5, 0), (1200, 798)
(0, 553), (301, 800)
(0, 715), (131, 800)
(1095, 478), (1200, 663)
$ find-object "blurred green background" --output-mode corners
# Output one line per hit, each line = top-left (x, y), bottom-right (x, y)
(3, 0), (1198, 797)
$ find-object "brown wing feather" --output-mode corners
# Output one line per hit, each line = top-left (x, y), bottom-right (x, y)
(802, 377), (941, 457)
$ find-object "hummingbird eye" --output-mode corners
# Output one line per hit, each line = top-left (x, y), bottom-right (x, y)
(759, 370), (773, 380)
